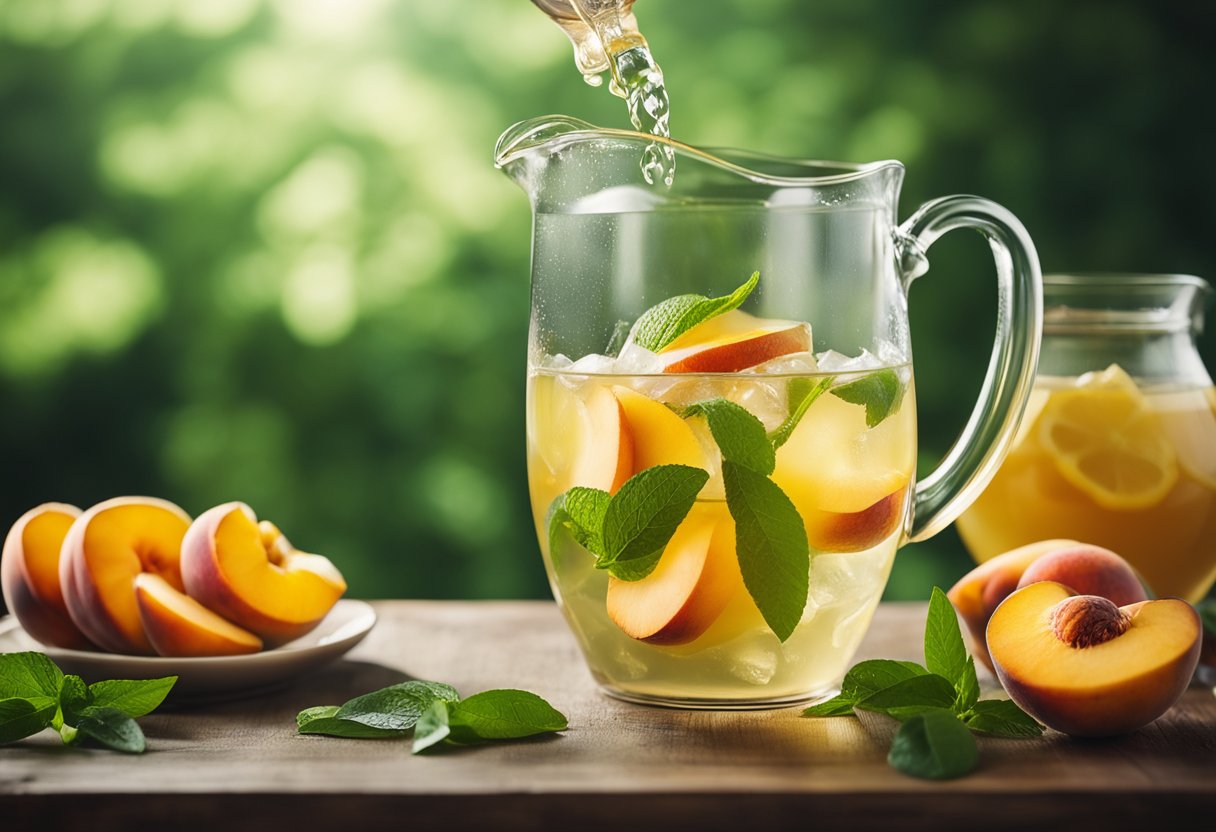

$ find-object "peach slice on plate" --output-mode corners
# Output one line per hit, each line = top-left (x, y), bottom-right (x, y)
(135, 573), (262, 657)
(658, 310), (812, 374)
(182, 502), (346, 646)
(987, 580), (1201, 736)
(607, 504), (742, 645)
(1, 503), (93, 650)
(59, 497), (192, 655)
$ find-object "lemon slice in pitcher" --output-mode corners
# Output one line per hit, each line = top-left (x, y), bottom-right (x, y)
(1038, 365), (1178, 509)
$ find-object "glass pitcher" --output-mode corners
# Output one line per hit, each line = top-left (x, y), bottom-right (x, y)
(957, 273), (1216, 602)
(496, 116), (1043, 708)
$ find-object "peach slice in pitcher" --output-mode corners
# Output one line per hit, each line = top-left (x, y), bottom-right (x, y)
(658, 310), (812, 374)
(613, 386), (703, 473)
(1, 503), (93, 650)
(181, 502), (346, 646)
(529, 377), (633, 497)
(59, 496), (192, 655)
(135, 573), (262, 657)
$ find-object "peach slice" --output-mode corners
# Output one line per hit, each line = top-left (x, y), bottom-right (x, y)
(987, 581), (1201, 736)
(658, 310), (812, 374)
(948, 539), (1079, 671)
(570, 385), (634, 493)
(613, 386), (704, 473)
(1, 503), (94, 650)
(135, 573), (262, 657)
(606, 504), (742, 645)
(181, 502), (346, 646)
(59, 497), (191, 655)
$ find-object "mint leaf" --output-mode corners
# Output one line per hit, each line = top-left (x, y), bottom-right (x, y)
(57, 674), (91, 728)
(679, 398), (775, 475)
(72, 706), (146, 754)
(841, 659), (930, 700)
(925, 587), (979, 711)
(86, 677), (177, 719)
(0, 697), (57, 744)
(0, 651), (63, 701)
(630, 271), (760, 352)
(962, 699), (1044, 738)
(831, 369), (905, 428)
(547, 487), (611, 559)
(411, 700), (452, 753)
(297, 706), (406, 738)
(334, 680), (460, 732)
(801, 695), (856, 717)
(722, 461), (809, 641)
(770, 377), (832, 449)
(446, 689), (568, 744)
(600, 465), (709, 581)
(856, 674), (959, 721)
(887, 709), (978, 780)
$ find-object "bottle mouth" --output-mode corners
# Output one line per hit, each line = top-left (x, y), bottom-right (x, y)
(1043, 273), (1213, 335)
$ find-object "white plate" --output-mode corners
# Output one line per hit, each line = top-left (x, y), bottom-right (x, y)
(0, 599), (376, 705)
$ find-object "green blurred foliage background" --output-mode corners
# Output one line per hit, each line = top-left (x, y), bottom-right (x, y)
(0, 0), (1213, 605)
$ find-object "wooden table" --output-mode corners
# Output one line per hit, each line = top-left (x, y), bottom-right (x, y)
(2, 601), (1214, 830)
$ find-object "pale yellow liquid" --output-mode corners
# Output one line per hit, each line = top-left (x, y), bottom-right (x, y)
(527, 368), (917, 706)
(957, 379), (1216, 602)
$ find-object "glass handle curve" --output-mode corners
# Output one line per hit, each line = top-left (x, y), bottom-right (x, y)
(898, 195), (1043, 543)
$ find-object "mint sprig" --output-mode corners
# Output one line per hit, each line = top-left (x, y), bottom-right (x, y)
(802, 587), (1041, 780)
(630, 271), (759, 352)
(769, 377), (831, 449)
(831, 368), (905, 428)
(678, 398), (775, 475)
(298, 681), (567, 754)
(0, 652), (175, 753)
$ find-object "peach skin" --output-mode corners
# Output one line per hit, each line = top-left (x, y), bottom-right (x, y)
(181, 502), (346, 646)
(658, 310), (812, 374)
(1, 503), (94, 650)
(1016, 544), (1149, 605)
(59, 496), (192, 655)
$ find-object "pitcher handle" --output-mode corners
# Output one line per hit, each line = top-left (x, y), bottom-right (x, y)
(897, 195), (1043, 542)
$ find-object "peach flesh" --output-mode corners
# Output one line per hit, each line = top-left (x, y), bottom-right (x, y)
(804, 486), (908, 553)
(661, 323), (811, 374)
(1, 504), (93, 650)
(135, 573), (262, 657)
(571, 385), (634, 494)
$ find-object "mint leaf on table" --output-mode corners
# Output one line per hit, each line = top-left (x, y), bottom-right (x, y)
(0, 697), (58, 744)
(888, 709), (979, 780)
(334, 680), (460, 733)
(629, 271), (760, 352)
(0, 651), (63, 703)
(411, 701), (452, 754)
(678, 398), (775, 475)
(925, 587), (980, 711)
(856, 674), (959, 721)
(296, 706), (406, 739)
(831, 368), (905, 428)
(56, 674), (90, 729)
(801, 696), (857, 717)
(769, 377), (832, 450)
(87, 677), (177, 719)
(723, 461), (809, 641)
(445, 689), (569, 745)
(599, 464), (708, 581)
(72, 706), (146, 754)
(962, 699), (1044, 738)
(803, 660), (929, 718)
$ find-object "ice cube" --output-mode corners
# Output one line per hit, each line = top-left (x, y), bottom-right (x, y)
(729, 378), (788, 432)
(568, 352), (618, 376)
(752, 351), (820, 375)
(814, 348), (883, 374)
(725, 641), (780, 685)
(535, 353), (574, 371)
(614, 341), (666, 374)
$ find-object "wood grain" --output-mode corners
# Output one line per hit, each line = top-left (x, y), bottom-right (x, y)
(2, 601), (1214, 831)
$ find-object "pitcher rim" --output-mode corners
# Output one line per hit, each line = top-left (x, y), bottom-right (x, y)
(494, 115), (903, 187)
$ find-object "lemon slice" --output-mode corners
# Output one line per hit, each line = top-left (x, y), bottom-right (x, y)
(1037, 365), (1178, 509)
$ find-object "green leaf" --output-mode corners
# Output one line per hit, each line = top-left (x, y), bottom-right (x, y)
(831, 369), (905, 428)
(801, 695), (856, 718)
(722, 461), (809, 641)
(0, 697), (57, 744)
(57, 674), (91, 727)
(962, 699), (1044, 738)
(841, 659), (930, 701)
(86, 677), (176, 719)
(445, 689), (568, 744)
(547, 487), (611, 560)
(769, 377), (832, 449)
(334, 680), (460, 732)
(887, 709), (978, 780)
(630, 271), (760, 353)
(924, 587), (979, 711)
(296, 706), (406, 738)
(411, 700), (452, 754)
(679, 398), (775, 475)
(73, 706), (146, 754)
(856, 674), (959, 721)
(0, 652), (64, 701)
(1198, 599), (1216, 637)
(600, 464), (709, 581)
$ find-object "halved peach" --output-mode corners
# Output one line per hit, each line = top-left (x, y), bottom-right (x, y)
(181, 502), (346, 646)
(606, 504), (741, 645)
(59, 497), (191, 655)
(658, 310), (812, 374)
(987, 581), (1201, 737)
(1016, 544), (1149, 605)
(948, 539), (1079, 671)
(613, 386), (704, 473)
(1, 503), (93, 650)
(135, 573), (262, 657)
(570, 385), (634, 493)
